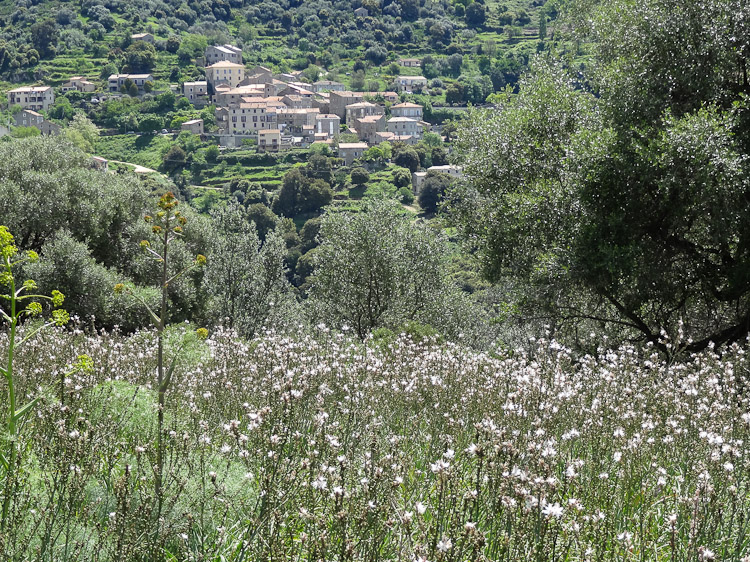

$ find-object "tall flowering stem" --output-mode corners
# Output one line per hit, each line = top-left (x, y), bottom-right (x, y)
(115, 192), (206, 521)
(0, 226), (70, 535)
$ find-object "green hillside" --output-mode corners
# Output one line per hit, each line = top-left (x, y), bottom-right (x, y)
(0, 0), (552, 98)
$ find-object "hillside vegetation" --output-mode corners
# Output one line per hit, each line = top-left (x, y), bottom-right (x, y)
(3, 0), (750, 560)
(0, 0), (549, 94)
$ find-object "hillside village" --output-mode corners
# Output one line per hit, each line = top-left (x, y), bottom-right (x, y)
(3, 1), (750, 559)
(4, 38), (464, 194)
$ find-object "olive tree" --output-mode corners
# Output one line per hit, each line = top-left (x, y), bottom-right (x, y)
(206, 201), (297, 337)
(309, 200), (477, 340)
(450, 0), (750, 354)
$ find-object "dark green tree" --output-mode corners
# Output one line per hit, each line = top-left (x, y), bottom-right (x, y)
(418, 170), (452, 214)
(30, 19), (58, 58)
(273, 167), (333, 217)
(350, 167), (370, 186)
(465, 3), (486, 27)
(305, 154), (333, 184)
(124, 41), (157, 72)
(393, 147), (420, 173)
(47, 98), (74, 121)
(246, 203), (278, 240)
(162, 145), (187, 172)
(392, 167), (412, 188)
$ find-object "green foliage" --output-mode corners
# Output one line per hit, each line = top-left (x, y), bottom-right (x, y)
(205, 202), (296, 337)
(87, 380), (159, 443)
(392, 166), (413, 188)
(124, 41), (157, 73)
(64, 114), (100, 154)
(177, 34), (207, 64)
(418, 170), (452, 214)
(245, 203), (278, 240)
(393, 146), (420, 173)
(305, 154), (333, 184)
(10, 127), (40, 139)
(273, 167), (333, 217)
(2, 314), (750, 558)
(0, 137), (150, 268)
(453, 0), (750, 353)
(299, 216), (322, 253)
(0, 226), (75, 536)
(139, 114), (163, 133)
(399, 186), (415, 204)
(350, 167), (370, 186)
(30, 19), (58, 58)
(362, 142), (392, 163)
(163, 145), (187, 172)
(115, 192), (206, 524)
(309, 200), (469, 339)
(48, 97), (74, 121)
(26, 231), (154, 332)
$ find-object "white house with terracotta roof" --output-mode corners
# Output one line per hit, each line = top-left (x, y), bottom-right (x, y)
(387, 116), (423, 141)
(277, 108), (319, 134)
(316, 114), (341, 137)
(181, 118), (204, 135)
(391, 102), (423, 119)
(312, 80), (345, 93)
(183, 81), (209, 105)
(61, 76), (96, 93)
(345, 101), (384, 124)
(338, 142), (369, 166)
(396, 76), (428, 93)
(131, 33), (154, 44)
(108, 74), (153, 93)
(7, 86), (55, 111)
(14, 109), (44, 128)
(221, 102), (278, 135)
(399, 58), (422, 68)
(214, 85), (265, 107)
(258, 129), (282, 152)
(413, 165), (463, 192)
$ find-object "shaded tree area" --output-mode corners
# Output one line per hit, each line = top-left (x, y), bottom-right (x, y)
(272, 162), (334, 217)
(451, 0), (750, 355)
(0, 137), (212, 332)
(418, 170), (452, 214)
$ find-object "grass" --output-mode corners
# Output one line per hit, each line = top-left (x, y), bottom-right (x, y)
(94, 134), (173, 170)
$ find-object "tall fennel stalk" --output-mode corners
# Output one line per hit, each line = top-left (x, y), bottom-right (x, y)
(115, 192), (205, 520)
(0, 226), (71, 537)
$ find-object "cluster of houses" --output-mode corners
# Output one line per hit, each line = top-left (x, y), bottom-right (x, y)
(180, 44), (432, 155)
(2, 40), (447, 185)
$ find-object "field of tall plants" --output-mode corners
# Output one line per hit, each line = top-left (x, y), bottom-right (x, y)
(2, 318), (750, 561)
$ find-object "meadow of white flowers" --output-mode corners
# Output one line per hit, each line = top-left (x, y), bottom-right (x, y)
(3, 322), (750, 561)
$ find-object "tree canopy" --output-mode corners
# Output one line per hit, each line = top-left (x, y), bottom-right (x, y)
(451, 0), (750, 354)
(309, 200), (475, 341)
